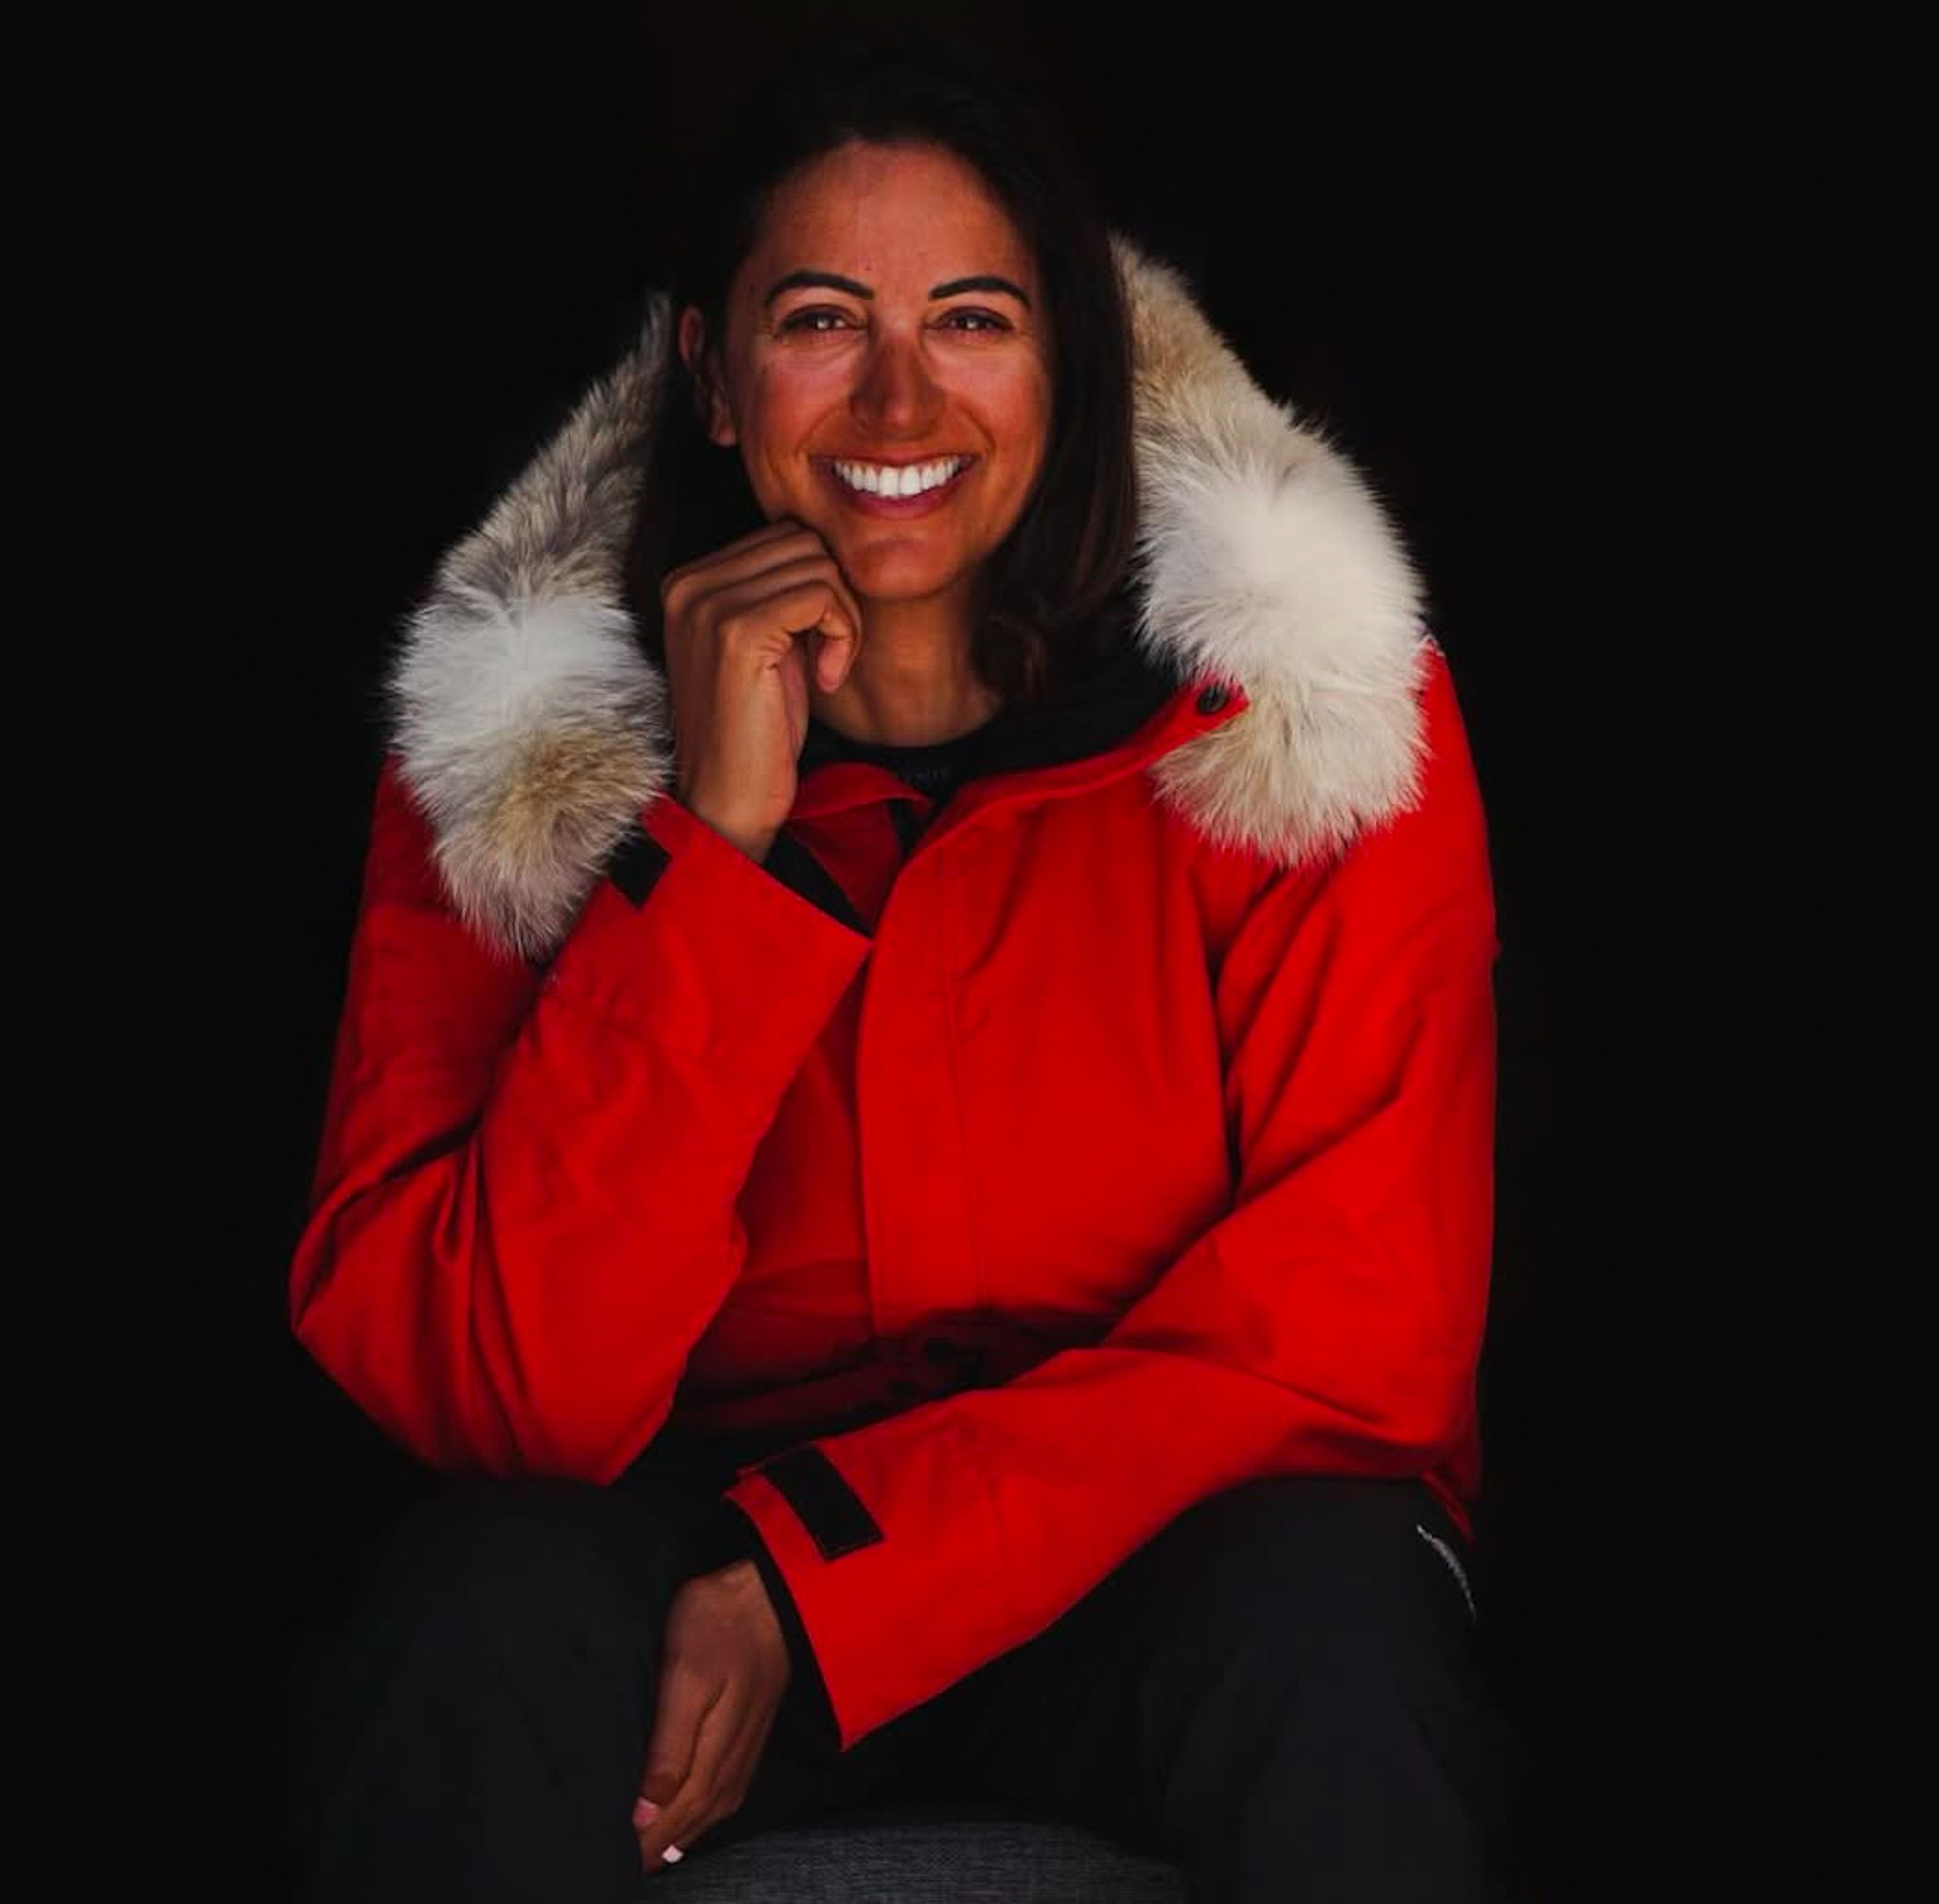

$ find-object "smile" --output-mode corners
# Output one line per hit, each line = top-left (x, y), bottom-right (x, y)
(817, 454), (976, 516)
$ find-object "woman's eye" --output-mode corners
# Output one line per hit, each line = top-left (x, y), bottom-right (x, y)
(780, 308), (851, 334)
(779, 308), (1009, 335)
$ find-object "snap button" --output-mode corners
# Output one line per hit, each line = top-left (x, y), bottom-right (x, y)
(1196, 683), (1231, 715)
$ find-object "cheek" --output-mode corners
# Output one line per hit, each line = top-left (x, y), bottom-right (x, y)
(981, 362), (1054, 460)
(732, 396), (804, 507)
(745, 356), (845, 436)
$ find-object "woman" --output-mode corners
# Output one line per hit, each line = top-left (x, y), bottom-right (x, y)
(281, 25), (1524, 1902)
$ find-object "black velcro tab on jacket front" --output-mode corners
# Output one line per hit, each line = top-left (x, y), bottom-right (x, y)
(606, 827), (672, 908)
(885, 797), (925, 859)
(754, 1446), (884, 1560)
(761, 832), (867, 935)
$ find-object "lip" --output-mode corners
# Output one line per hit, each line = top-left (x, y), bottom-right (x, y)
(817, 454), (976, 517)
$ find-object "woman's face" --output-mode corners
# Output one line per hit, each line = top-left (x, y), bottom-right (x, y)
(678, 138), (1054, 610)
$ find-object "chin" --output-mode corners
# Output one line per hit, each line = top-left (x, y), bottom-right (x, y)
(833, 546), (967, 602)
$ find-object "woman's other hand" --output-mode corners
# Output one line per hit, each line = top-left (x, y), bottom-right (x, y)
(660, 519), (865, 862)
(633, 1557), (792, 1873)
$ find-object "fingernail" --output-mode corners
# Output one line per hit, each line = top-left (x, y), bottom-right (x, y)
(633, 1798), (659, 1825)
(662, 1845), (685, 1864)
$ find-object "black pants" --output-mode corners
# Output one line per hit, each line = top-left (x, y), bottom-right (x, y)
(276, 1430), (1531, 1901)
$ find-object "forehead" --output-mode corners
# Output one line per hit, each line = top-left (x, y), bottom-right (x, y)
(740, 140), (1037, 289)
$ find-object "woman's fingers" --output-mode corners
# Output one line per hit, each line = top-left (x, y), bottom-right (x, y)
(669, 529), (865, 664)
(661, 521), (840, 610)
(635, 1653), (708, 1840)
(635, 1565), (795, 1873)
(637, 1682), (746, 1870)
(804, 582), (863, 689)
(706, 557), (863, 651)
(661, 520), (865, 839)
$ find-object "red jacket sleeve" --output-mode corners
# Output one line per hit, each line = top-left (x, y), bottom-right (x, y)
(289, 756), (874, 1480)
(723, 643), (1501, 1752)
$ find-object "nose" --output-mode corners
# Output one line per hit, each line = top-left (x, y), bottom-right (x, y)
(849, 329), (942, 439)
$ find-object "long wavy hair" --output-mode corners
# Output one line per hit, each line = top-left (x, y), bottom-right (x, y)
(622, 25), (1140, 710)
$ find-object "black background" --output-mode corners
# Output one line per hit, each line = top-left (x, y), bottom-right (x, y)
(170, 6), (1665, 1895)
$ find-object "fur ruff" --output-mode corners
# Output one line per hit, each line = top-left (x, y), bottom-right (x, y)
(385, 232), (1430, 965)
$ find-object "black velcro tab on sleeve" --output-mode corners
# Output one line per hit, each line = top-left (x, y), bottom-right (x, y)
(754, 1446), (884, 1560)
(606, 827), (672, 908)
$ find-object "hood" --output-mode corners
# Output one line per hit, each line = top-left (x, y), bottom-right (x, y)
(385, 232), (1432, 966)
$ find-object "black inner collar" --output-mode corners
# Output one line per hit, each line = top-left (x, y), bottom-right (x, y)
(799, 639), (1186, 793)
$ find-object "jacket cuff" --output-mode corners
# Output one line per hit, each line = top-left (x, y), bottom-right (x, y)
(720, 1419), (1012, 1752)
(717, 1499), (842, 1755)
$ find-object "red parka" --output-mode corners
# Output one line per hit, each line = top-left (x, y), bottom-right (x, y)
(291, 234), (1503, 1754)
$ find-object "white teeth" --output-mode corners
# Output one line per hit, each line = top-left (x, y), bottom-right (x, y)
(833, 456), (968, 497)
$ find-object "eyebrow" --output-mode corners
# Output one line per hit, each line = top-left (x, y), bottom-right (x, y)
(761, 270), (1033, 310)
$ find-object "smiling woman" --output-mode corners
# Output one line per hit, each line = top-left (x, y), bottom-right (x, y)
(674, 137), (1056, 711)
(628, 35), (1138, 732)
(281, 20), (1525, 1904)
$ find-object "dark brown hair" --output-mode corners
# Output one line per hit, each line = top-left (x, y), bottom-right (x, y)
(623, 25), (1139, 708)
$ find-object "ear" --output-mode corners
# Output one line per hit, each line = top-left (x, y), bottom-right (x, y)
(676, 305), (738, 449)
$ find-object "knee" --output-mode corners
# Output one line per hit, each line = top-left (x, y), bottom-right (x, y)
(1138, 1479), (1521, 1884)
(1171, 1474), (1430, 1594)
(341, 1474), (685, 1665)
(1149, 1476), (1484, 1705)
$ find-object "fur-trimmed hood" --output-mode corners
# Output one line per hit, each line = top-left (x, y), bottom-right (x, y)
(385, 232), (1432, 966)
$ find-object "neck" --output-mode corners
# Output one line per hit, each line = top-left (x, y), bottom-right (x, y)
(807, 589), (1004, 746)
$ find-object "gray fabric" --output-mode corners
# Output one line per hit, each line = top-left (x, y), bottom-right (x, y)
(649, 1798), (1188, 1901)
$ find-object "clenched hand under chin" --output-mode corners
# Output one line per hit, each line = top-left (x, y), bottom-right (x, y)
(633, 1557), (792, 1873)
